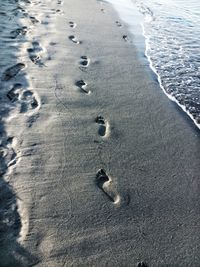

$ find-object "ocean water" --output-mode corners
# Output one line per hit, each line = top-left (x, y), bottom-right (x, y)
(106, 0), (200, 129)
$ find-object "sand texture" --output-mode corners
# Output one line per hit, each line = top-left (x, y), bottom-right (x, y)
(0, 0), (200, 266)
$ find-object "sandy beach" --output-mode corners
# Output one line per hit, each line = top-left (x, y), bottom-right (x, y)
(0, 0), (200, 266)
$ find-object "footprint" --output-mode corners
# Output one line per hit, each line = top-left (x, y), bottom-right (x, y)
(96, 169), (120, 203)
(27, 41), (44, 66)
(116, 21), (122, 27)
(123, 35), (130, 42)
(69, 35), (81, 44)
(7, 84), (39, 112)
(56, 9), (63, 14)
(41, 20), (49, 25)
(0, 145), (18, 174)
(0, 12), (6, 16)
(22, 90), (33, 98)
(20, 90), (39, 112)
(29, 16), (40, 24)
(69, 21), (76, 28)
(2, 63), (25, 81)
(0, 147), (9, 175)
(26, 113), (40, 127)
(12, 6), (27, 17)
(75, 80), (90, 94)
(137, 262), (148, 267)
(7, 83), (22, 102)
(95, 115), (109, 137)
(10, 26), (28, 39)
(21, 0), (31, 3)
(7, 148), (17, 168)
(79, 56), (90, 68)
(31, 41), (42, 51)
(7, 137), (14, 144)
(22, 90), (38, 107)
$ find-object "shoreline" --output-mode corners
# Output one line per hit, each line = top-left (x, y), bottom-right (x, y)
(106, 0), (200, 131)
(1, 0), (200, 266)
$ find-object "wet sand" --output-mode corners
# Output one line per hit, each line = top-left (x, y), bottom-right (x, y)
(0, 0), (200, 266)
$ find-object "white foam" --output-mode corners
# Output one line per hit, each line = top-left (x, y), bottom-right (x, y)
(142, 23), (200, 130)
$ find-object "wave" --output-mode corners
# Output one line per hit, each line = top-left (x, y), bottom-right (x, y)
(135, 0), (200, 129)
(106, 0), (200, 129)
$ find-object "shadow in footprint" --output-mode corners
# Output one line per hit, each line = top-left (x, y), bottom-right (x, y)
(1, 63), (25, 81)
(95, 115), (107, 137)
(137, 262), (148, 267)
(7, 84), (39, 113)
(0, 145), (17, 174)
(10, 26), (27, 39)
(96, 169), (120, 203)
(27, 41), (44, 66)
(75, 80), (90, 94)
(116, 21), (122, 27)
(21, 90), (38, 112)
(69, 21), (76, 28)
(7, 84), (22, 103)
(123, 35), (128, 41)
(0, 12), (6, 16)
(79, 56), (90, 68)
(21, 0), (31, 3)
(11, 5), (28, 18)
(69, 35), (81, 44)
(123, 35), (131, 43)
(29, 16), (40, 24)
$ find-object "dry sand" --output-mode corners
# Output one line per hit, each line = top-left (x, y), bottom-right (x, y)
(0, 0), (200, 266)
